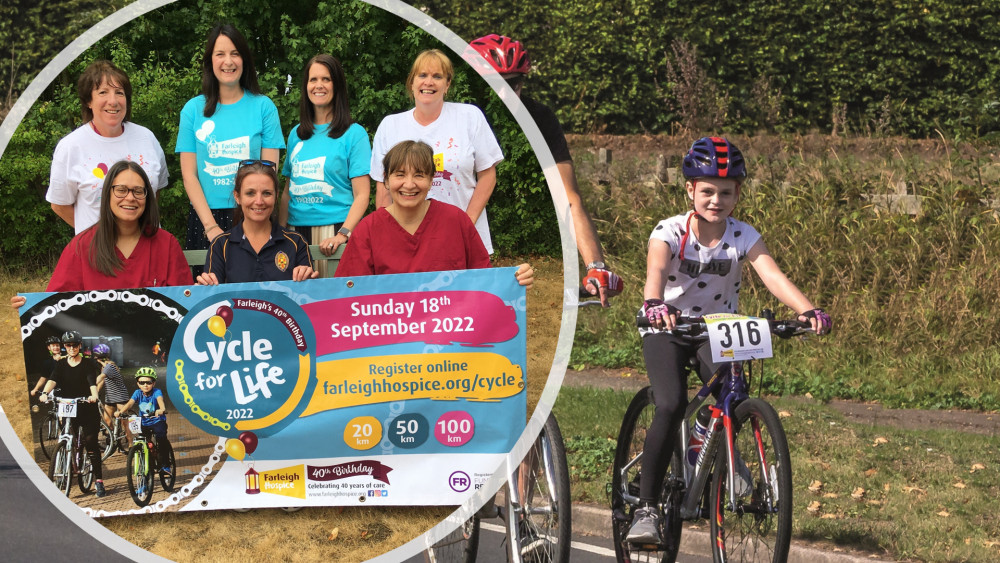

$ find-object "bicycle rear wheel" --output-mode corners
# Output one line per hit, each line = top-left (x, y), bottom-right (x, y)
(48, 442), (72, 497)
(709, 398), (792, 563)
(127, 442), (154, 507)
(506, 413), (572, 562)
(611, 386), (682, 563)
(160, 442), (176, 492)
(38, 412), (58, 460)
(77, 444), (95, 493)
(425, 516), (480, 563)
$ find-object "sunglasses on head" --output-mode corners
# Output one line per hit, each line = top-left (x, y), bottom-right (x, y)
(239, 159), (277, 169)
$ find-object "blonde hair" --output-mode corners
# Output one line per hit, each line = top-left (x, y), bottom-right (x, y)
(405, 49), (453, 101)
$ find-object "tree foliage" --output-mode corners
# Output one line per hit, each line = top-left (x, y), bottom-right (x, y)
(0, 0), (559, 267)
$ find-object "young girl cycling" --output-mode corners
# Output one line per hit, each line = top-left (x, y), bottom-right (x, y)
(626, 136), (831, 544)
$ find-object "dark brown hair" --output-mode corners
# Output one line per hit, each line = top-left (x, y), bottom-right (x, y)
(86, 160), (160, 276)
(382, 140), (435, 179)
(201, 24), (261, 117)
(231, 162), (279, 225)
(297, 54), (353, 140)
(77, 60), (132, 123)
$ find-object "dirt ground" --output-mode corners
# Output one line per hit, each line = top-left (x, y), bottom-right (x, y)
(564, 366), (1000, 436)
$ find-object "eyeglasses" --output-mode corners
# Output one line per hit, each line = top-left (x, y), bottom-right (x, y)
(111, 184), (148, 199)
(239, 159), (277, 169)
(64, 342), (81, 348)
(137, 380), (154, 385)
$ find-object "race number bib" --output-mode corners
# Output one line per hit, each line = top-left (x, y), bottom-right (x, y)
(704, 314), (773, 361)
(57, 400), (78, 418)
(128, 416), (142, 434)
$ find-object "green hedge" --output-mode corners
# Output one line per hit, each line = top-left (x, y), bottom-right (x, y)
(0, 0), (559, 267)
(419, 0), (1000, 137)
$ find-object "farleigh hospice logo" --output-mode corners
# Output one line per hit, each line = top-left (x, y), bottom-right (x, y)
(168, 290), (317, 441)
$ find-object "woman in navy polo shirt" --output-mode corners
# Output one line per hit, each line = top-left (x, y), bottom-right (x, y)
(196, 160), (317, 285)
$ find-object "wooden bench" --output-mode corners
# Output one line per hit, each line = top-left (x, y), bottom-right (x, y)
(183, 245), (344, 278)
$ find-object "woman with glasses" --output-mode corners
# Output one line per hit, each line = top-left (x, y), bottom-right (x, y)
(46, 60), (168, 234)
(196, 160), (317, 285)
(281, 54), (371, 265)
(369, 49), (503, 254)
(43, 160), (193, 292)
(176, 23), (284, 252)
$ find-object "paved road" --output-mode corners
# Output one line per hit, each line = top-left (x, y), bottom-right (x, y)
(0, 406), (165, 562)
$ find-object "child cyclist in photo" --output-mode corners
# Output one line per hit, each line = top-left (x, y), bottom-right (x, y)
(117, 367), (171, 480)
(626, 137), (832, 544)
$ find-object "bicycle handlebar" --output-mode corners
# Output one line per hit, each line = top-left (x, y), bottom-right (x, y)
(636, 314), (812, 339)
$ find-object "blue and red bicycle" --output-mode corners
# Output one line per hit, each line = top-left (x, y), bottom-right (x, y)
(611, 312), (811, 563)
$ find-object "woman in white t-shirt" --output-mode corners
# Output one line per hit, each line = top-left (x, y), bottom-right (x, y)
(46, 60), (168, 234)
(370, 49), (503, 254)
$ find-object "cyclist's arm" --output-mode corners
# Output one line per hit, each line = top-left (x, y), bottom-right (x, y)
(117, 398), (135, 415)
(88, 384), (99, 403)
(154, 394), (167, 417)
(95, 372), (105, 394)
(644, 238), (672, 300)
(30, 377), (48, 395)
(747, 239), (815, 314)
(558, 161), (604, 267)
(41, 380), (56, 395)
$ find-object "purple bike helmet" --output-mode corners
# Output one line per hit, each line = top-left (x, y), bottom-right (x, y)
(682, 136), (747, 180)
(93, 343), (111, 358)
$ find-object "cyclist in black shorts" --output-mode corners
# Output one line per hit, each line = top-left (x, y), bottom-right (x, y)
(471, 34), (623, 306)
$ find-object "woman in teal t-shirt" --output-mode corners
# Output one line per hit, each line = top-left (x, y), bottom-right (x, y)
(280, 54), (371, 270)
(176, 23), (285, 252)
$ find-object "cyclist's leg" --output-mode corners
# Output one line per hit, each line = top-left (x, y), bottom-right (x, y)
(628, 333), (694, 542)
(80, 406), (105, 495)
(151, 420), (171, 470)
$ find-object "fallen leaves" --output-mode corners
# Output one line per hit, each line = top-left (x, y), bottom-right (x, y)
(327, 528), (339, 541)
(778, 410), (792, 418)
(806, 500), (822, 514)
(873, 436), (889, 447)
(953, 481), (967, 489)
(902, 486), (926, 495)
(937, 510), (951, 517)
(851, 487), (866, 500)
(970, 463), (986, 473)
(808, 480), (823, 493)
(864, 468), (878, 477)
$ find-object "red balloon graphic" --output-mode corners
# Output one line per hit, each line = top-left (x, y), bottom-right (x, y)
(239, 431), (258, 455)
(216, 305), (234, 327)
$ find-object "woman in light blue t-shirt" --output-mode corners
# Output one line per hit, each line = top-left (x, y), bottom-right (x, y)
(175, 23), (284, 252)
(280, 54), (371, 263)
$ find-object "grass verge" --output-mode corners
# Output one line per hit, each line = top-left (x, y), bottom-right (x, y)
(554, 385), (1000, 562)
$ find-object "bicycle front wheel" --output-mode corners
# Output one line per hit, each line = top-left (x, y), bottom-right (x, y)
(425, 516), (480, 563)
(49, 442), (72, 496)
(38, 412), (58, 460)
(506, 413), (572, 563)
(127, 443), (153, 507)
(709, 398), (792, 563)
(77, 444), (95, 493)
(160, 442), (176, 492)
(611, 386), (682, 563)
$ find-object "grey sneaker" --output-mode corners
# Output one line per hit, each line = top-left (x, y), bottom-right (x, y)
(626, 505), (662, 544)
(95, 481), (106, 498)
(733, 447), (753, 497)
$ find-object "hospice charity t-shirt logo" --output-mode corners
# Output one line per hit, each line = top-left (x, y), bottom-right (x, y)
(167, 291), (317, 440)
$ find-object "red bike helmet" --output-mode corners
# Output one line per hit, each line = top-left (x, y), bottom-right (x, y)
(470, 34), (531, 75)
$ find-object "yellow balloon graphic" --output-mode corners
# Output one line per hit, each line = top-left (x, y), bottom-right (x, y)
(208, 315), (227, 338)
(225, 438), (246, 461)
(93, 167), (105, 179)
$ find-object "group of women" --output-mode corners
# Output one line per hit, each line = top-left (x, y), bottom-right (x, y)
(33, 23), (529, 291)
(16, 23), (533, 499)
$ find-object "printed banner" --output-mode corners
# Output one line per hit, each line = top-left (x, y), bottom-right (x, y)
(16, 268), (527, 517)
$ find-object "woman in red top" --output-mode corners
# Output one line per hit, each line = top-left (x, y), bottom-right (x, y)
(11, 160), (192, 309)
(336, 140), (532, 286)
